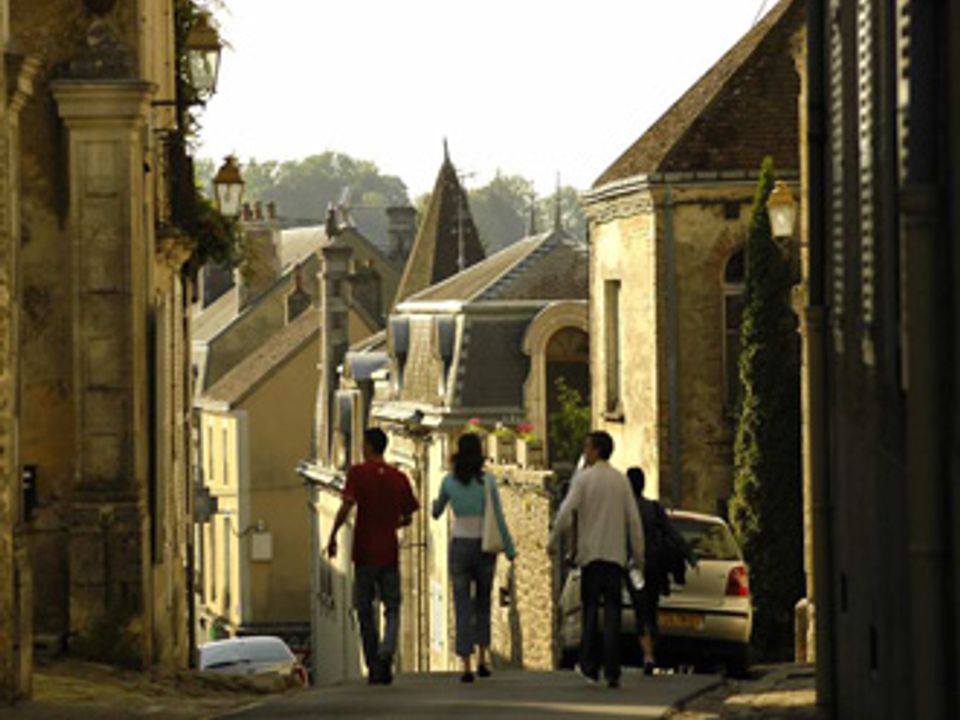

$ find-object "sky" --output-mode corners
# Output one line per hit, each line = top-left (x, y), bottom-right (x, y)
(197, 0), (778, 198)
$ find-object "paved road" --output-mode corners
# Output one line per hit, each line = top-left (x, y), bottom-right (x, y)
(221, 669), (720, 720)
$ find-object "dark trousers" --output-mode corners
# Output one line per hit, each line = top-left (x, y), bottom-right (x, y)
(354, 564), (401, 674)
(580, 560), (623, 681)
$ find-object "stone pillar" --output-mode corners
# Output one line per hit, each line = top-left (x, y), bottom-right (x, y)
(0, 47), (40, 701)
(51, 79), (155, 667)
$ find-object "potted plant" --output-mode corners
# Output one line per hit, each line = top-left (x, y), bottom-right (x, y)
(515, 422), (544, 469)
(486, 423), (517, 465)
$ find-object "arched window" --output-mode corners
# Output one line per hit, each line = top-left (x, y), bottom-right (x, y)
(723, 248), (746, 408)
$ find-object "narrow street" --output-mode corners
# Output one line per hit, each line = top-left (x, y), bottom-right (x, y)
(221, 670), (719, 720)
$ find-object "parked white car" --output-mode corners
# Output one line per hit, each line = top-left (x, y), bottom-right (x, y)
(199, 636), (308, 686)
(559, 510), (752, 676)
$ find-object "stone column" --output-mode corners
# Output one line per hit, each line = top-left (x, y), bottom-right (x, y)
(0, 47), (40, 701)
(51, 79), (155, 666)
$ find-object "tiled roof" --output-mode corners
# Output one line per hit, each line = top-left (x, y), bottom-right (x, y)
(197, 309), (319, 409)
(393, 151), (485, 305)
(403, 228), (587, 305)
(594, 0), (803, 186)
(278, 226), (327, 270)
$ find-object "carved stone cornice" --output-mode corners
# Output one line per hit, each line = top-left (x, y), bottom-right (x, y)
(582, 191), (655, 223)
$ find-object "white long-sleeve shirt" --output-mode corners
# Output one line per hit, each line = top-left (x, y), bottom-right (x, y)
(549, 461), (644, 568)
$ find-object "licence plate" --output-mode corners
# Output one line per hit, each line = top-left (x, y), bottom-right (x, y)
(658, 611), (705, 631)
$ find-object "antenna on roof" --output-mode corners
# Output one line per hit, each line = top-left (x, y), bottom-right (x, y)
(554, 172), (562, 231)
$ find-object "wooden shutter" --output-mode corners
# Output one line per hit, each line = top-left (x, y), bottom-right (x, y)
(829, 0), (847, 352)
(857, 0), (877, 365)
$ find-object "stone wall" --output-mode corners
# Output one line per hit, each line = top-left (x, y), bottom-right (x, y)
(488, 466), (557, 670)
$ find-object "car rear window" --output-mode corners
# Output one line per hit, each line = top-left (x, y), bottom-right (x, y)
(244, 640), (294, 662)
(672, 517), (741, 561)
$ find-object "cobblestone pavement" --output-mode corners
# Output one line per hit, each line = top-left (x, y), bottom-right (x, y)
(221, 669), (721, 720)
(667, 664), (816, 720)
(0, 660), (291, 719)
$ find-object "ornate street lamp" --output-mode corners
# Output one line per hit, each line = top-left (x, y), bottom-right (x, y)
(766, 180), (798, 253)
(213, 156), (244, 217)
(185, 11), (223, 98)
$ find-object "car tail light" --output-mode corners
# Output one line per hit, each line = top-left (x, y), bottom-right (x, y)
(292, 663), (309, 687)
(726, 565), (750, 597)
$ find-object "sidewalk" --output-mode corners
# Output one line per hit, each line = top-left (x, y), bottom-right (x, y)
(0, 660), (293, 720)
(667, 664), (816, 720)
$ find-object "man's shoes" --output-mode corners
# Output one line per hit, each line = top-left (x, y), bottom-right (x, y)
(477, 664), (491, 678)
(575, 664), (599, 685)
(367, 667), (383, 685)
(460, 671), (475, 683)
(378, 656), (394, 685)
(607, 678), (621, 689)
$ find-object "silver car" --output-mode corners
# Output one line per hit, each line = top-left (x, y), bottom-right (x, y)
(199, 636), (308, 686)
(558, 510), (752, 676)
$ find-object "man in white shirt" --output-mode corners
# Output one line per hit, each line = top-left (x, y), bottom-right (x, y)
(549, 431), (644, 688)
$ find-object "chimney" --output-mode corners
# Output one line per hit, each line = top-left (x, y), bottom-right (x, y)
(386, 205), (417, 265)
(241, 202), (253, 222)
(237, 226), (281, 308)
(315, 243), (354, 465)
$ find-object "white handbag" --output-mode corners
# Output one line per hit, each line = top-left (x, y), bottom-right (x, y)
(481, 477), (505, 555)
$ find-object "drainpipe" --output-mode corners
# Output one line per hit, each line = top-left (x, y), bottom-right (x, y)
(903, 2), (951, 716)
(663, 185), (682, 507)
(806, 1), (836, 717)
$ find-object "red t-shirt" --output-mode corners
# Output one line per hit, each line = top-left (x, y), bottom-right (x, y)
(342, 460), (419, 567)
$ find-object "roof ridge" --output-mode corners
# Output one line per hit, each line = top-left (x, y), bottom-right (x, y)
(593, 0), (799, 186)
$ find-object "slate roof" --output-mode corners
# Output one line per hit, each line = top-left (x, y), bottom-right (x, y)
(594, 0), (803, 187)
(278, 226), (327, 270)
(393, 149), (485, 305)
(198, 309), (319, 409)
(403, 228), (588, 305)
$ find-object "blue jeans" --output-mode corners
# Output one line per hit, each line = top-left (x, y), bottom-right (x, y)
(354, 564), (401, 673)
(449, 538), (496, 658)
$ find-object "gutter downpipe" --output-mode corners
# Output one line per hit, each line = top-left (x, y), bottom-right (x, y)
(806, 1), (836, 717)
(903, 2), (950, 717)
(663, 184), (682, 508)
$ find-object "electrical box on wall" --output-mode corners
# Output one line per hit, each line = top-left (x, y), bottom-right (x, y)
(251, 531), (273, 562)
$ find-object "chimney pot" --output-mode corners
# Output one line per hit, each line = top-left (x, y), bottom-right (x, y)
(254, 201), (263, 221)
(266, 201), (277, 220)
(241, 202), (253, 222)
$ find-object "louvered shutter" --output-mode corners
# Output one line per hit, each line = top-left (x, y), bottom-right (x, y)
(829, 0), (847, 353)
(857, 0), (877, 365)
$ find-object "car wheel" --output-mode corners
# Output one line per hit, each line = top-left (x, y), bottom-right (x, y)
(723, 645), (750, 679)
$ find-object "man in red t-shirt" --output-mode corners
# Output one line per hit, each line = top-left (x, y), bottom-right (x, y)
(327, 428), (419, 685)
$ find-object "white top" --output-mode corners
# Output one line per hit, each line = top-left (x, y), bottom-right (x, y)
(452, 515), (483, 539)
(548, 460), (645, 568)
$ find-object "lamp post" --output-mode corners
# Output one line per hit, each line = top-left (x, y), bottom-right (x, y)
(213, 155), (244, 218)
(184, 11), (223, 98)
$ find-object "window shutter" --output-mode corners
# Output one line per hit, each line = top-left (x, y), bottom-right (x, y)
(829, 0), (847, 352)
(857, 0), (877, 365)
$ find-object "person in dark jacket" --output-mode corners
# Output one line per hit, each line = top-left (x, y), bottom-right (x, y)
(625, 466), (697, 674)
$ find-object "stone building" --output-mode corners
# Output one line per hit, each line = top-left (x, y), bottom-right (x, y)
(803, 1), (959, 718)
(581, 0), (803, 513)
(191, 216), (396, 655)
(2, 0), (210, 695)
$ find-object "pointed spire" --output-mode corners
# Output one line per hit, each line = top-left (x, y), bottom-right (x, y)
(553, 172), (562, 231)
(443, 137), (450, 164)
(528, 192), (538, 236)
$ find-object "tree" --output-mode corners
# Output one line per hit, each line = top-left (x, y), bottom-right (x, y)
(196, 152), (410, 256)
(728, 157), (804, 660)
(548, 377), (591, 468)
